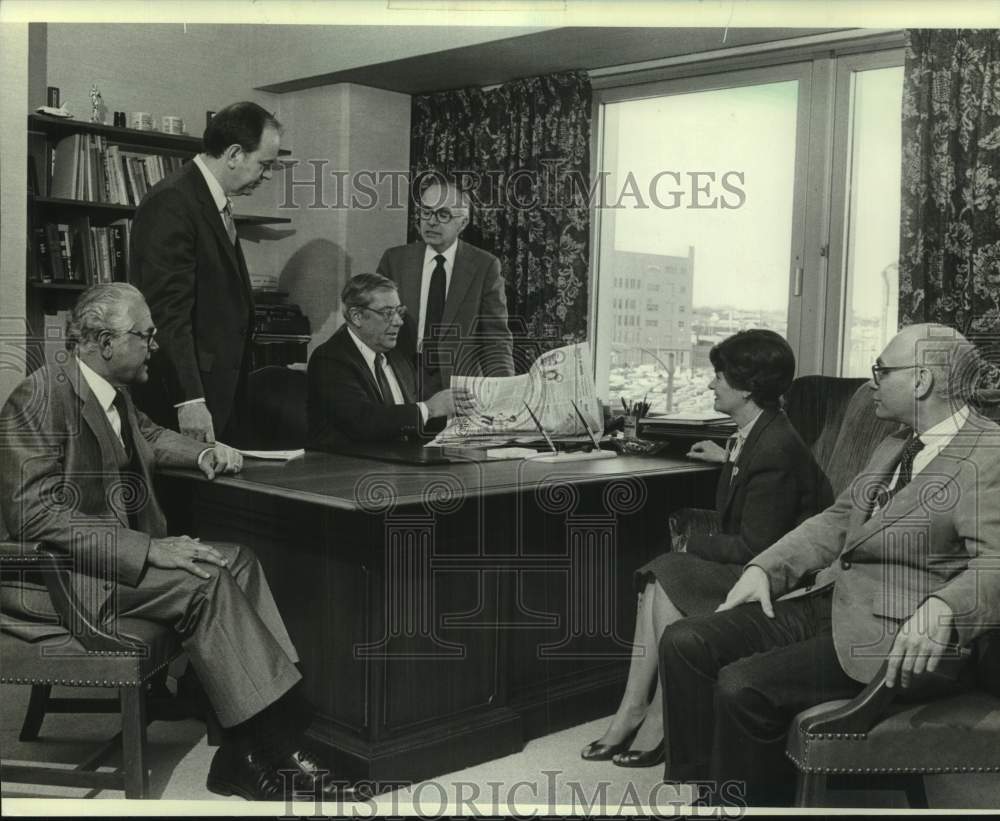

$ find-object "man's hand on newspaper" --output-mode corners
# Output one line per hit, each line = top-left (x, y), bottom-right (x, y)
(425, 387), (475, 419)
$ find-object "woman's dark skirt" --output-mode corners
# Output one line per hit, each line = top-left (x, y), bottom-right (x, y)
(635, 551), (744, 617)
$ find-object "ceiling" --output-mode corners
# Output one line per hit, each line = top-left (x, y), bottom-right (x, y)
(256, 26), (840, 95)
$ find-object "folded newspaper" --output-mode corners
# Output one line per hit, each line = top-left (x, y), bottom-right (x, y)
(430, 342), (603, 448)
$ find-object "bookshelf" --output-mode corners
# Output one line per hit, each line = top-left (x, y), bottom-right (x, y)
(25, 113), (296, 369)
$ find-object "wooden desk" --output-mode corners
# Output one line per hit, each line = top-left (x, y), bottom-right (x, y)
(159, 451), (718, 785)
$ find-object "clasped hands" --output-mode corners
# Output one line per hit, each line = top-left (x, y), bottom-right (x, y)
(717, 566), (957, 689)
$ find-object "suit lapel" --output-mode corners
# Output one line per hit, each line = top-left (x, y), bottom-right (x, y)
(189, 165), (250, 301)
(388, 349), (417, 403)
(65, 361), (130, 528)
(400, 245), (424, 325)
(338, 329), (383, 403)
(442, 241), (474, 326)
(719, 409), (777, 516)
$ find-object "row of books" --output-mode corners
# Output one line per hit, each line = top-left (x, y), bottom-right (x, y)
(49, 133), (184, 205)
(31, 218), (131, 285)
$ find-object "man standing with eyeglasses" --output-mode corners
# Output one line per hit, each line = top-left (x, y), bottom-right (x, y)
(376, 177), (514, 400)
(130, 101), (282, 446)
(307, 273), (471, 450)
(656, 322), (1000, 807)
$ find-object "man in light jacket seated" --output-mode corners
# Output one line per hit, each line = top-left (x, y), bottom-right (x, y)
(658, 322), (1000, 807)
(307, 273), (470, 451)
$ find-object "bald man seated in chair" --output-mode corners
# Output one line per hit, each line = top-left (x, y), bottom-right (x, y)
(0, 283), (358, 802)
(307, 273), (470, 451)
(658, 323), (1000, 807)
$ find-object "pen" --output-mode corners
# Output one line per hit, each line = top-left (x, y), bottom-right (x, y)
(523, 401), (557, 453)
(621, 397), (629, 415)
(571, 400), (601, 450)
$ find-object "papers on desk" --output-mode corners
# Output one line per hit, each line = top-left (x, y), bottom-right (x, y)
(648, 410), (732, 425)
(485, 447), (540, 460)
(238, 448), (305, 460)
(431, 343), (603, 448)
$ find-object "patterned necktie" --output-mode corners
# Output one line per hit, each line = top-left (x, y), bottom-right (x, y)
(222, 200), (238, 245)
(375, 354), (396, 406)
(875, 434), (925, 510)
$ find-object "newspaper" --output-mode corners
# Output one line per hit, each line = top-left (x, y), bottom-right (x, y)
(430, 343), (603, 447)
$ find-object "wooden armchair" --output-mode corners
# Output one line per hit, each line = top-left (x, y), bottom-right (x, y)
(0, 540), (181, 798)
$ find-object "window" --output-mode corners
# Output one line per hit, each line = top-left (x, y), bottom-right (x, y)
(593, 39), (905, 413)
(646, 319), (659, 327)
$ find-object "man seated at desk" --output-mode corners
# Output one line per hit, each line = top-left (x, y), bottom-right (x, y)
(0, 283), (357, 802)
(307, 273), (469, 450)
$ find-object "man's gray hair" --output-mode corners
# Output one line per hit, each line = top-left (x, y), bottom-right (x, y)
(341, 273), (398, 321)
(66, 282), (145, 349)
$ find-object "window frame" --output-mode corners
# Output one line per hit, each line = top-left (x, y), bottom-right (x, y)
(589, 33), (907, 389)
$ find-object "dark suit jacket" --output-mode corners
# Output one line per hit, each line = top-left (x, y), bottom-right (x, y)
(376, 240), (514, 396)
(0, 359), (206, 623)
(754, 412), (1000, 684)
(307, 325), (424, 450)
(129, 161), (254, 435)
(687, 408), (831, 565)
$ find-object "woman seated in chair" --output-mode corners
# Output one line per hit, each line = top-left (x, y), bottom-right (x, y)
(582, 328), (830, 767)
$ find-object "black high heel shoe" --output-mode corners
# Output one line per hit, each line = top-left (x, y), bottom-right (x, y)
(580, 724), (641, 762)
(612, 742), (666, 768)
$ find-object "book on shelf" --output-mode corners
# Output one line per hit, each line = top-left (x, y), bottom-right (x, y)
(32, 219), (132, 285)
(47, 133), (187, 204)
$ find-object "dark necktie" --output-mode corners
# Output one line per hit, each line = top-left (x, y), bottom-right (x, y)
(375, 354), (397, 406)
(112, 389), (134, 460)
(424, 254), (447, 347)
(875, 434), (925, 510)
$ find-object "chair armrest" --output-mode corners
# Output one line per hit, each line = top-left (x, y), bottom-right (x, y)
(2, 541), (146, 653)
(798, 661), (897, 735)
(668, 507), (720, 553)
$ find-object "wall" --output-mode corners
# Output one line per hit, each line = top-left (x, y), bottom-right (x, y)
(273, 83), (411, 353)
(0, 24), (30, 406)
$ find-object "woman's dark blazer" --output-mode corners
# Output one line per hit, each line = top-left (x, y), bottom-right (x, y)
(639, 407), (831, 616)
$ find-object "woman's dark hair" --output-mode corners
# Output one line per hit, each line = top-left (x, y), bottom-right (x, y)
(709, 329), (795, 410)
(203, 101), (281, 157)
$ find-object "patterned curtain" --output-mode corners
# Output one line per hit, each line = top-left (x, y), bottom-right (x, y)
(899, 30), (1000, 387)
(410, 72), (592, 360)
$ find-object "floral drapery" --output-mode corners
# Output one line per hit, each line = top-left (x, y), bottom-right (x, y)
(899, 30), (1000, 386)
(409, 72), (592, 356)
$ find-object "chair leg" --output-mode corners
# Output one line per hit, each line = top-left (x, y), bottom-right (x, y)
(120, 687), (149, 799)
(19, 684), (52, 741)
(903, 774), (928, 809)
(795, 771), (826, 807)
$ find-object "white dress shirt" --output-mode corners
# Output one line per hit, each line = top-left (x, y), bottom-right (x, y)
(347, 328), (428, 422)
(416, 240), (458, 352)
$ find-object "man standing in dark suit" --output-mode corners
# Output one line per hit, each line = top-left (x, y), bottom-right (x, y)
(658, 323), (1000, 806)
(130, 101), (282, 445)
(376, 178), (514, 399)
(308, 273), (467, 450)
(0, 284), (356, 801)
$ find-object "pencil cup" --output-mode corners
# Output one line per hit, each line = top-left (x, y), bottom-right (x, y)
(624, 416), (638, 441)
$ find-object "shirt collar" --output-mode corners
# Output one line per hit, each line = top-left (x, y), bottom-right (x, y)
(918, 404), (970, 442)
(347, 326), (380, 370)
(76, 356), (117, 413)
(424, 240), (459, 268)
(193, 154), (229, 213)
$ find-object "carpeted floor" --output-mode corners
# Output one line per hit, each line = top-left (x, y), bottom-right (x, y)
(2, 682), (996, 814)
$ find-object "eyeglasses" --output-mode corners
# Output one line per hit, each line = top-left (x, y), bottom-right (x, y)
(418, 206), (465, 224)
(257, 159), (277, 173)
(360, 305), (408, 323)
(122, 328), (158, 348)
(870, 363), (919, 386)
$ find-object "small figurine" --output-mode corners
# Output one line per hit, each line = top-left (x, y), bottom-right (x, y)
(89, 84), (105, 124)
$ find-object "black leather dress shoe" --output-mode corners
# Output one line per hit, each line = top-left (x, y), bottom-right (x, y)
(206, 747), (285, 801)
(271, 747), (362, 801)
(612, 744), (666, 768)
